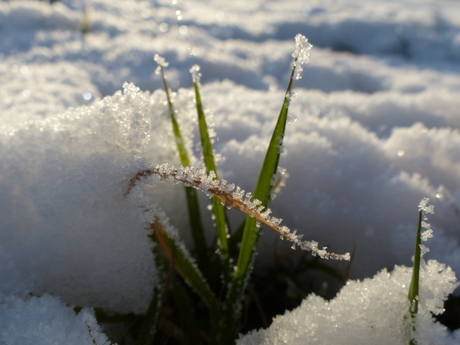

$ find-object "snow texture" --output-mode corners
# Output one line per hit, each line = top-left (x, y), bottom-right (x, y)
(237, 260), (460, 345)
(0, 83), (163, 314)
(0, 294), (112, 345)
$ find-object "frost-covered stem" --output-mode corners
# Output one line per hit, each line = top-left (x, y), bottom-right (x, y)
(154, 55), (209, 274)
(409, 210), (423, 314)
(190, 67), (231, 280)
(126, 164), (350, 261)
(407, 198), (435, 345)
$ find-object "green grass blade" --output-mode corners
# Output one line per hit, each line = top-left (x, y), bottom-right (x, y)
(152, 218), (219, 313)
(155, 60), (208, 269)
(226, 57), (298, 310)
(408, 210), (423, 345)
(408, 210), (423, 313)
(183, 187), (208, 266)
(136, 239), (167, 345)
(171, 276), (204, 345)
(191, 72), (230, 262)
(81, 10), (91, 36)
(158, 64), (190, 167)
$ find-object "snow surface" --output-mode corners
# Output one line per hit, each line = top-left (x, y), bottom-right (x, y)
(237, 260), (460, 345)
(1, 0), (460, 342)
(0, 293), (111, 345)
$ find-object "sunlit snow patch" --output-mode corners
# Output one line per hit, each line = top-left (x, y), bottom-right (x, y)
(237, 260), (459, 345)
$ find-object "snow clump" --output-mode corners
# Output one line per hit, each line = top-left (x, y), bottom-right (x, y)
(0, 294), (112, 345)
(237, 260), (459, 345)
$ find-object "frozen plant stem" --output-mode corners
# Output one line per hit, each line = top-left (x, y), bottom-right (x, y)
(226, 34), (314, 322)
(190, 64), (230, 267)
(407, 198), (435, 345)
(154, 55), (208, 272)
(126, 164), (350, 261)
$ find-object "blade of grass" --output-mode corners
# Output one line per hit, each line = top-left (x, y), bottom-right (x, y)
(155, 56), (208, 271)
(226, 47), (302, 313)
(81, 9), (91, 36)
(222, 36), (313, 341)
(408, 210), (423, 345)
(171, 276), (204, 345)
(191, 65), (230, 265)
(152, 217), (218, 312)
(136, 238), (167, 345)
(152, 215), (230, 343)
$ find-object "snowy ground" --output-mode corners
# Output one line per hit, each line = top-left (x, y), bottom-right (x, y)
(1, 0), (460, 342)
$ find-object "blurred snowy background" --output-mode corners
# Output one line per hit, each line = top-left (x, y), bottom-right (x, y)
(1, 0), (460, 323)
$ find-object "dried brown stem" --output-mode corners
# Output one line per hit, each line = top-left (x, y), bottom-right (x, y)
(127, 164), (350, 261)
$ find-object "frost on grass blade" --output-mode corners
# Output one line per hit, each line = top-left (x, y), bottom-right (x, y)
(418, 198), (435, 244)
(126, 164), (350, 261)
(292, 34), (312, 80)
(154, 54), (169, 75)
(418, 197), (435, 255)
(190, 65), (202, 84)
(154, 54), (169, 68)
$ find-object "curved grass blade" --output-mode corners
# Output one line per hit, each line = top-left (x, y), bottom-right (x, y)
(125, 164), (349, 260)
(191, 65), (230, 264)
(155, 55), (208, 270)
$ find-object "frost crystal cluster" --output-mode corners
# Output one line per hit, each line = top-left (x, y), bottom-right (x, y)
(190, 64), (202, 83)
(292, 34), (312, 80)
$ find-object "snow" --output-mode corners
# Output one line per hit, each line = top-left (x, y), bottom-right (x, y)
(0, 83), (161, 314)
(237, 260), (460, 345)
(0, 293), (111, 345)
(1, 0), (460, 342)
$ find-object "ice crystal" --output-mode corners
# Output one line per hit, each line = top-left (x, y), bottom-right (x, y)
(418, 197), (434, 215)
(418, 197), (434, 242)
(190, 64), (202, 83)
(154, 54), (169, 67)
(154, 54), (169, 75)
(292, 34), (312, 80)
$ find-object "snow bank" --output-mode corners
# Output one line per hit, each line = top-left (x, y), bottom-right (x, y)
(0, 83), (167, 314)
